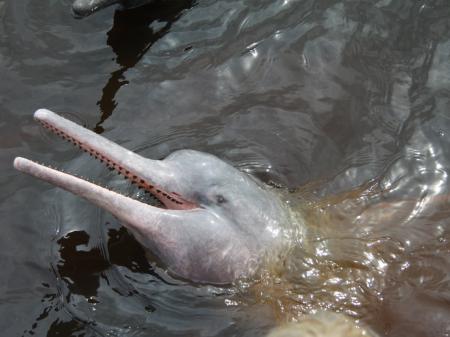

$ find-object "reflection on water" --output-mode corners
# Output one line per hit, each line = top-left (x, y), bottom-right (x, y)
(1, 0), (450, 336)
(95, 0), (195, 132)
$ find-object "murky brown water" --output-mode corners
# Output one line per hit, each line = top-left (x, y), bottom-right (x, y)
(1, 0), (449, 336)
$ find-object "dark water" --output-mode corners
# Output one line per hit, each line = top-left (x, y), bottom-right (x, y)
(1, 0), (450, 336)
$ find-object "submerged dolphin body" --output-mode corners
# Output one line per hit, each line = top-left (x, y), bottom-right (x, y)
(72, 0), (154, 17)
(14, 109), (292, 284)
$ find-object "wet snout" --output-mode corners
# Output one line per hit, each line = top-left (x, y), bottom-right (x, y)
(72, 0), (120, 17)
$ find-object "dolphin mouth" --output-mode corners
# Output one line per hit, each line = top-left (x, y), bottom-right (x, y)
(16, 109), (198, 211)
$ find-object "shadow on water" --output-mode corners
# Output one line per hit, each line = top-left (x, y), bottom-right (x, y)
(22, 228), (164, 336)
(55, 228), (157, 298)
(94, 0), (196, 133)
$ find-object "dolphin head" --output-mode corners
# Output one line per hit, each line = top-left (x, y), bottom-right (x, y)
(14, 109), (293, 284)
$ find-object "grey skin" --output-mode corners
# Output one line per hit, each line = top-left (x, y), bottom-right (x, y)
(72, 0), (154, 17)
(14, 109), (292, 284)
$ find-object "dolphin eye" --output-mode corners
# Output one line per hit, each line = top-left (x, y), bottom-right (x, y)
(216, 195), (227, 204)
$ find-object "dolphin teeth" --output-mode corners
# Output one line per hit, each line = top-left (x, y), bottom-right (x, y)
(36, 117), (166, 207)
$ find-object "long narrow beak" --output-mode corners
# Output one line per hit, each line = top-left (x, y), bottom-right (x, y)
(13, 156), (209, 272)
(23, 109), (198, 210)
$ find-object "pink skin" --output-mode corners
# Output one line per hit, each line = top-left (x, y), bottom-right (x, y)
(14, 109), (291, 284)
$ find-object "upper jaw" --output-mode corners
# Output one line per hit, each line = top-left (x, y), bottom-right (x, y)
(30, 109), (198, 210)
